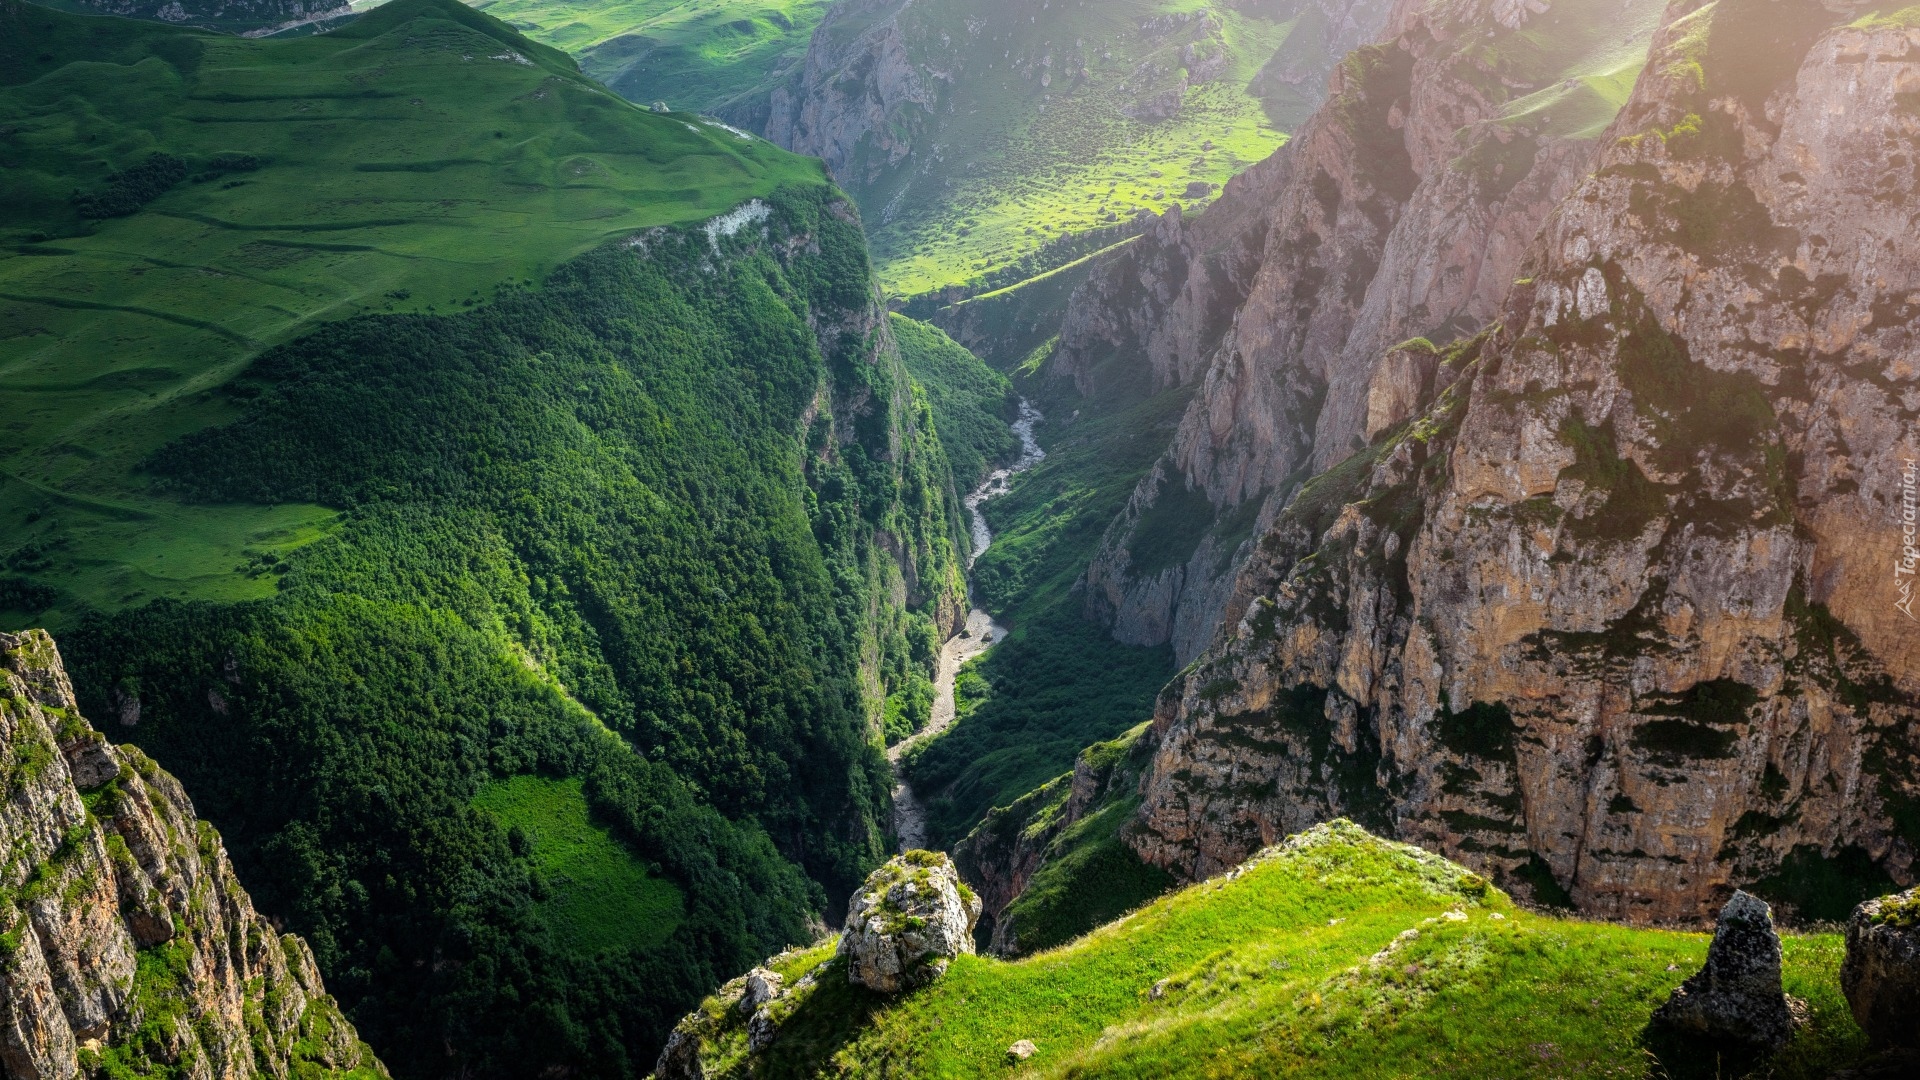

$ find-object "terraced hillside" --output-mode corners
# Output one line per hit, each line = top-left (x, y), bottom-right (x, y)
(1, 2), (968, 1076)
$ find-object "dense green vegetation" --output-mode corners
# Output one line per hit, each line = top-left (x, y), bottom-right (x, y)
(889, 314), (1017, 489)
(61, 185), (964, 1077)
(2, 3), (974, 1074)
(0, 0), (824, 625)
(676, 822), (1873, 1078)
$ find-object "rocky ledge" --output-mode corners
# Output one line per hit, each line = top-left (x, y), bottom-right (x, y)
(0, 630), (384, 1080)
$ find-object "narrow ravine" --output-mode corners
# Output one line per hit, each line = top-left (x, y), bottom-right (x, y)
(889, 399), (1045, 851)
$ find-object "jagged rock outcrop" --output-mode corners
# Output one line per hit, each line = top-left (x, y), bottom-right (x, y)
(1649, 891), (1801, 1055)
(1118, 0), (1920, 923)
(838, 850), (980, 992)
(651, 851), (979, 1078)
(1067, 0), (1665, 666)
(1842, 887), (1920, 1049)
(0, 629), (383, 1080)
(653, 950), (825, 1080)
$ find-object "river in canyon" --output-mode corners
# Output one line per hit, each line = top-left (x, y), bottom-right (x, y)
(889, 398), (1045, 851)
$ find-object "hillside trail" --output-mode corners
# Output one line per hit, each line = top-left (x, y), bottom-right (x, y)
(889, 399), (1044, 852)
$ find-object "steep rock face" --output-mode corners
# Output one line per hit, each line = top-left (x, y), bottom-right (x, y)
(1125, 0), (1920, 923)
(0, 630), (382, 1080)
(763, 0), (935, 189)
(1067, 0), (1664, 665)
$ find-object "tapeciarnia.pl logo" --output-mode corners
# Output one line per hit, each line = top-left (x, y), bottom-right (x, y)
(1899, 457), (1919, 621)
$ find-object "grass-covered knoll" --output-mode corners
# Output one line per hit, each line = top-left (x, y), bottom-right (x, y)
(473, 774), (687, 956)
(682, 822), (1871, 1078)
(466, 0), (829, 116)
(901, 358), (1187, 848)
(890, 314), (1016, 489)
(0, 0), (823, 625)
(61, 183), (964, 1079)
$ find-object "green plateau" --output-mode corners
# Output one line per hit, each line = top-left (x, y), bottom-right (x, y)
(0, 0), (823, 623)
(466, 0), (831, 116)
(308, 0), (1347, 296)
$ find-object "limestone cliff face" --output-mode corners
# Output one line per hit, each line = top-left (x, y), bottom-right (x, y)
(0, 630), (383, 1080)
(1067, 0), (1662, 665)
(1124, 0), (1920, 923)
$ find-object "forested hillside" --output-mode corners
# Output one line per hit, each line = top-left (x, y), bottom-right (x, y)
(0, 1), (969, 1075)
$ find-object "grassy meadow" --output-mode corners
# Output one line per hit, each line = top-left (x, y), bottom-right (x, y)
(468, 0), (830, 113)
(685, 823), (1870, 1079)
(473, 774), (688, 956)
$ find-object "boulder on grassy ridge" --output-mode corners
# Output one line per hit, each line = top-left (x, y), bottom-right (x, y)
(1649, 891), (1801, 1056)
(1841, 887), (1920, 1049)
(839, 850), (981, 994)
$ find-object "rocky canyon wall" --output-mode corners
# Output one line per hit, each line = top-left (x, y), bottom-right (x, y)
(1067, 0), (1668, 666)
(0, 630), (383, 1079)
(1122, 0), (1920, 923)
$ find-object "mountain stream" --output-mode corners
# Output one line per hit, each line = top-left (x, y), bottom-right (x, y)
(889, 399), (1045, 851)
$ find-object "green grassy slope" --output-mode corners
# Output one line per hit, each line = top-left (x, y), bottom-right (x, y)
(675, 822), (1872, 1079)
(841, 0), (1311, 297)
(889, 313), (1016, 489)
(468, 0), (829, 115)
(0, 0), (821, 626)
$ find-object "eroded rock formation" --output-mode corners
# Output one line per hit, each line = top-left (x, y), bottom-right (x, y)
(838, 850), (980, 992)
(1842, 887), (1920, 1049)
(1649, 891), (1801, 1055)
(0, 630), (383, 1080)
